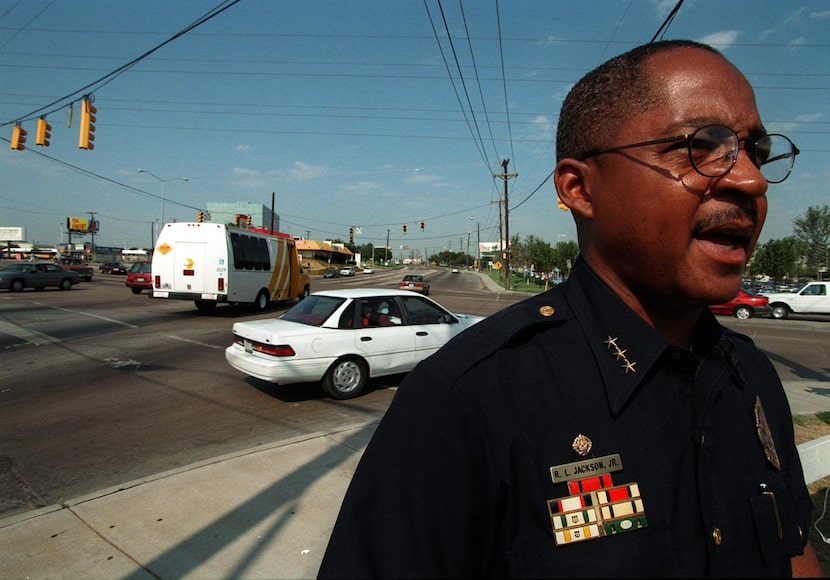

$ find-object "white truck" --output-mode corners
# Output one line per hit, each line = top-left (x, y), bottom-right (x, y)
(151, 222), (311, 312)
(763, 281), (830, 319)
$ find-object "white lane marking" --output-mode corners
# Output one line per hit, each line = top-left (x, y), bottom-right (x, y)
(0, 320), (61, 345)
(36, 302), (139, 328)
(164, 334), (225, 349)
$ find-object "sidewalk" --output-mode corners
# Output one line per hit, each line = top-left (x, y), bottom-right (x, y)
(0, 422), (380, 579)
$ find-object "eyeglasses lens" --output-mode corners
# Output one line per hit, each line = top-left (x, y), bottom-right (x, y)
(689, 126), (796, 183)
(756, 135), (796, 184)
(688, 126), (739, 178)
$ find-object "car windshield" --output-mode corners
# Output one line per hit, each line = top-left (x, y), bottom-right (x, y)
(282, 294), (346, 326)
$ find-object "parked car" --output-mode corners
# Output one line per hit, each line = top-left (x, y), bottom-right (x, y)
(399, 274), (430, 295)
(0, 262), (80, 292)
(340, 266), (356, 277)
(709, 289), (771, 320)
(125, 261), (152, 294)
(101, 262), (128, 275)
(225, 288), (484, 399)
(322, 268), (341, 279)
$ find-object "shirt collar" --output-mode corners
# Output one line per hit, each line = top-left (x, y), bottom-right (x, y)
(562, 257), (726, 415)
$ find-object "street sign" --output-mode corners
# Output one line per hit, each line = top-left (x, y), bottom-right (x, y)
(493, 261), (502, 270)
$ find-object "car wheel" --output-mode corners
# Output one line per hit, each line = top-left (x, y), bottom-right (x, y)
(323, 357), (368, 400)
(195, 299), (217, 312)
(734, 306), (752, 320)
(131, 288), (142, 295)
(254, 290), (270, 310)
(10, 279), (24, 292)
(59, 278), (73, 290)
(771, 304), (789, 319)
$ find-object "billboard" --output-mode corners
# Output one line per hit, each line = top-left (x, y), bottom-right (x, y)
(67, 217), (99, 233)
(0, 227), (26, 241)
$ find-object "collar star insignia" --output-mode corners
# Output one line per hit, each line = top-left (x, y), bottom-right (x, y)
(604, 335), (637, 374)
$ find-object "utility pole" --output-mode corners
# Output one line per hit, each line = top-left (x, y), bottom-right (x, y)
(87, 211), (97, 262)
(385, 229), (390, 265)
(494, 159), (517, 290)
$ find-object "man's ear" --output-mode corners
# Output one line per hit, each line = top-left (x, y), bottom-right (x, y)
(554, 159), (594, 220)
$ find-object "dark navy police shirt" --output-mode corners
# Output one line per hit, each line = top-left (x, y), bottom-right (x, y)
(318, 257), (812, 578)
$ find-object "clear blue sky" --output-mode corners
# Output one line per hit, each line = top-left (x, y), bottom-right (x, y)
(1, 0), (827, 254)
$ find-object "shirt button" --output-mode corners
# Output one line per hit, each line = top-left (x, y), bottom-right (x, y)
(712, 527), (723, 546)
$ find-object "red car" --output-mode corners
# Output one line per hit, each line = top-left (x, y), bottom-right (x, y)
(125, 261), (152, 294)
(710, 289), (771, 319)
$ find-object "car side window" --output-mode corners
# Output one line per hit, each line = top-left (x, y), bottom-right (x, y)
(399, 296), (448, 325)
(338, 302), (357, 329)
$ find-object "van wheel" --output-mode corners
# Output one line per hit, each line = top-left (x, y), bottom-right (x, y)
(254, 290), (270, 310)
(323, 357), (367, 400)
(195, 300), (217, 312)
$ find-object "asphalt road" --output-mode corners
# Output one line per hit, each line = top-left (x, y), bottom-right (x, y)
(0, 266), (828, 521)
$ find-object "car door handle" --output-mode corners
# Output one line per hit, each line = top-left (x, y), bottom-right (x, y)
(416, 331), (428, 336)
(360, 336), (372, 342)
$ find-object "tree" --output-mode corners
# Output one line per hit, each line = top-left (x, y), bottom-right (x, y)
(792, 205), (830, 278)
(753, 237), (805, 281)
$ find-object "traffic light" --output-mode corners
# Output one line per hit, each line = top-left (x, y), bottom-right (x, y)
(420, 221), (424, 232)
(349, 226), (354, 244)
(402, 224), (407, 234)
(78, 97), (96, 150)
(197, 210), (204, 222)
(246, 215), (252, 227)
(10, 123), (27, 150)
(35, 118), (51, 147)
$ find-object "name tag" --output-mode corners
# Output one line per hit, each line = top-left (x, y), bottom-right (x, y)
(549, 454), (623, 483)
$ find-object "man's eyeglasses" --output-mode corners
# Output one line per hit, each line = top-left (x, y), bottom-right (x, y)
(580, 125), (799, 184)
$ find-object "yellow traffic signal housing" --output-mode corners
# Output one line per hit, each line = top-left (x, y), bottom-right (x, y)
(79, 98), (96, 150)
(197, 211), (204, 222)
(36, 118), (51, 147)
(10, 124), (27, 150)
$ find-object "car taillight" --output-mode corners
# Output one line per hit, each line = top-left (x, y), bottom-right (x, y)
(218, 278), (225, 291)
(258, 344), (295, 357)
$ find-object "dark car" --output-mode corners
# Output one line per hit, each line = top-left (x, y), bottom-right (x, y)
(323, 268), (341, 279)
(710, 289), (771, 320)
(399, 274), (430, 295)
(0, 262), (80, 292)
(100, 262), (127, 274)
(125, 261), (152, 294)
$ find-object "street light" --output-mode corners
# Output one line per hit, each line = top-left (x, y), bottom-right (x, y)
(138, 169), (189, 226)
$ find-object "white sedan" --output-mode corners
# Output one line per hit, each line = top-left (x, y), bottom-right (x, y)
(225, 288), (485, 399)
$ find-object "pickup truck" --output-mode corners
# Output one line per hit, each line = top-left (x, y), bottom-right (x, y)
(763, 281), (830, 319)
(57, 258), (94, 282)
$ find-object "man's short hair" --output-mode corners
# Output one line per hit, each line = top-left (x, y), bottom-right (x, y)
(555, 40), (721, 162)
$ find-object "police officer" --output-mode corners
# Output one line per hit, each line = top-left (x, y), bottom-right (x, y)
(318, 40), (821, 577)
